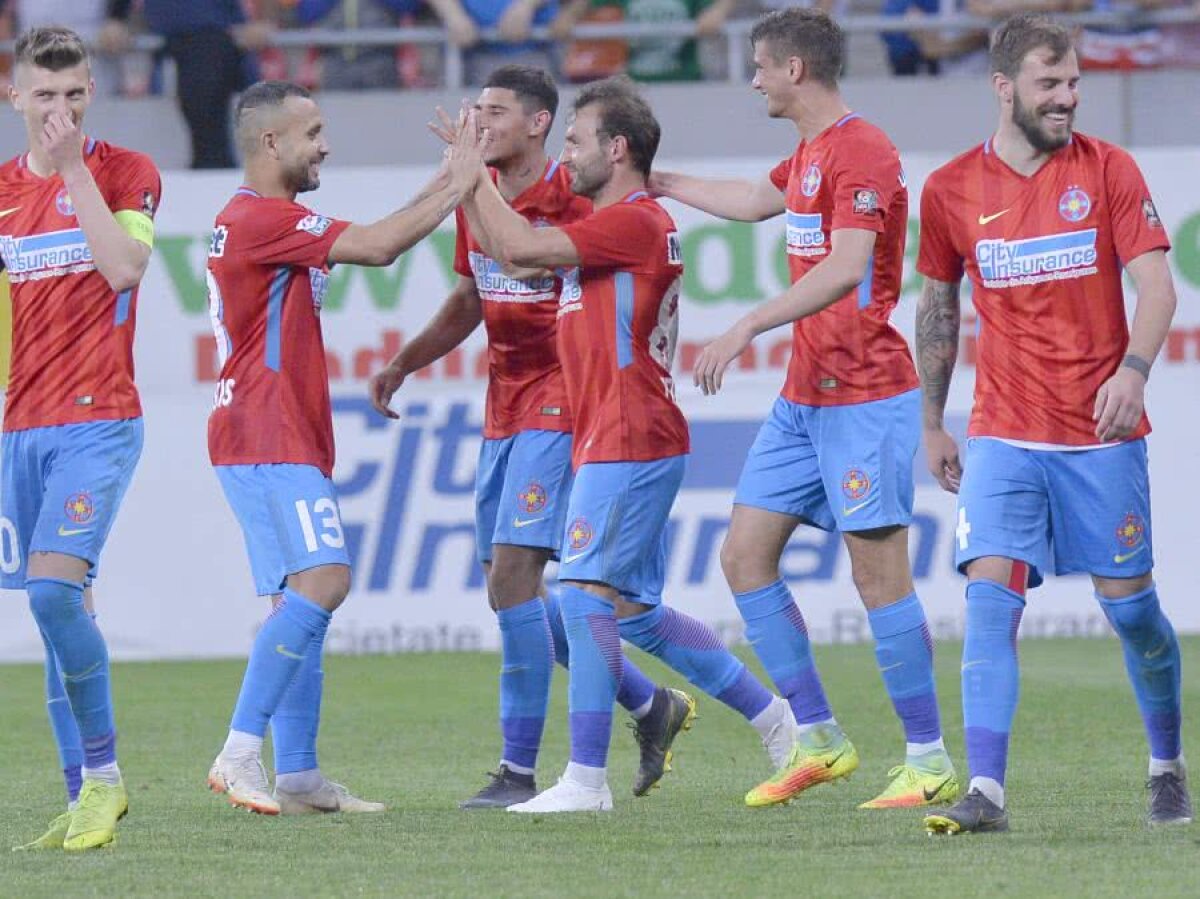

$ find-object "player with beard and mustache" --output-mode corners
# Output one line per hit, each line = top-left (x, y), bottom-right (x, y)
(204, 80), (480, 817)
(917, 14), (1189, 834)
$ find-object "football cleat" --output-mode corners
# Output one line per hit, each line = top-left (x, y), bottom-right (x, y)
(924, 787), (1009, 835)
(12, 811), (72, 852)
(859, 756), (960, 809)
(63, 780), (128, 851)
(1147, 772), (1193, 826)
(631, 687), (697, 796)
(745, 726), (859, 808)
(460, 765), (537, 809)
(208, 753), (280, 815)
(760, 697), (798, 771)
(275, 779), (386, 815)
(508, 777), (613, 813)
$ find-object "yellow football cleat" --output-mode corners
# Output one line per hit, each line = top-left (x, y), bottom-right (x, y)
(12, 811), (72, 852)
(63, 779), (128, 851)
(858, 760), (960, 809)
(744, 728), (859, 808)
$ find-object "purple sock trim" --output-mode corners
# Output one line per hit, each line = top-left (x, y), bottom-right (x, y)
(586, 613), (624, 684)
(894, 693), (942, 744)
(965, 726), (1009, 785)
(65, 765), (82, 804)
(616, 659), (656, 712)
(776, 668), (832, 724)
(781, 601), (809, 637)
(651, 607), (725, 651)
(569, 711), (612, 768)
(501, 716), (544, 770)
(83, 732), (117, 769)
(716, 667), (774, 720)
(1145, 709), (1182, 761)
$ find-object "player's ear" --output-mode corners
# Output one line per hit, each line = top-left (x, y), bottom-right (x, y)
(788, 55), (803, 85)
(262, 129), (280, 159)
(993, 72), (1012, 106)
(530, 109), (552, 140)
(8, 84), (20, 113)
(608, 133), (627, 165)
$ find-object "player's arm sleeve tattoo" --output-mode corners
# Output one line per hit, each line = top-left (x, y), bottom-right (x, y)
(915, 276), (960, 429)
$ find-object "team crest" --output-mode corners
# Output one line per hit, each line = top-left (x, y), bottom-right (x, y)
(55, 189), (75, 217)
(568, 517), (593, 551)
(842, 468), (870, 501)
(64, 492), (94, 524)
(800, 163), (822, 197)
(518, 482), (547, 514)
(1058, 187), (1091, 223)
(1115, 512), (1145, 548)
(1142, 198), (1162, 229)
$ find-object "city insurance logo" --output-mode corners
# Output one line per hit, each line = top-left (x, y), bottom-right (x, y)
(0, 271), (10, 389)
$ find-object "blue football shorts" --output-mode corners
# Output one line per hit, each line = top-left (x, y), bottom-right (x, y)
(0, 418), (143, 588)
(556, 454), (686, 603)
(955, 436), (1153, 588)
(474, 429), (574, 565)
(215, 463), (351, 596)
(734, 389), (919, 532)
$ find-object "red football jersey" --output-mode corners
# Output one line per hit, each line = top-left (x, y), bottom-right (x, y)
(557, 191), (689, 469)
(768, 114), (916, 407)
(918, 133), (1169, 445)
(0, 138), (161, 432)
(206, 188), (350, 477)
(453, 159), (591, 439)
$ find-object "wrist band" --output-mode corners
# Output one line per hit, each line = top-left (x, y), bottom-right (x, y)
(1121, 353), (1151, 380)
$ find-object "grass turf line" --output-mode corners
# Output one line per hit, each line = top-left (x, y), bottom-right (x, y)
(1, 638), (1197, 898)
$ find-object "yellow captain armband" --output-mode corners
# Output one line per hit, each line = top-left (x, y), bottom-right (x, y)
(114, 209), (155, 248)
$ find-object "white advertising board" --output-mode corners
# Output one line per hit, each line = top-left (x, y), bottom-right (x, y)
(2, 149), (1198, 661)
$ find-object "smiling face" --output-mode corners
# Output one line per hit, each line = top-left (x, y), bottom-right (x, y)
(1001, 46), (1080, 154)
(562, 104), (613, 199)
(474, 86), (548, 167)
(750, 40), (797, 119)
(10, 60), (93, 146)
(272, 95), (330, 194)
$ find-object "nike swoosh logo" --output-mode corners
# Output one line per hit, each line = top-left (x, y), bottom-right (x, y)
(1113, 544), (1147, 564)
(880, 661), (903, 673)
(562, 550), (590, 564)
(923, 777), (953, 801)
(1144, 642), (1169, 660)
(0, 206), (21, 219)
(275, 644), (305, 660)
(824, 748), (847, 769)
(961, 659), (989, 671)
(977, 209), (1011, 226)
(501, 665), (528, 674)
(512, 517), (546, 529)
(842, 500), (870, 516)
(57, 525), (91, 537)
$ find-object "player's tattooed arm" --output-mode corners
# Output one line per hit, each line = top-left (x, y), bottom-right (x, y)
(916, 276), (963, 492)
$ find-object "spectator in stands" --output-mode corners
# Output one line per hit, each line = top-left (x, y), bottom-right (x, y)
(551, 0), (734, 82)
(3, 0), (124, 94)
(295, 0), (431, 89)
(880, 0), (942, 75)
(902, 0), (990, 75)
(1077, 0), (1200, 69)
(426, 0), (560, 85)
(102, 0), (276, 168)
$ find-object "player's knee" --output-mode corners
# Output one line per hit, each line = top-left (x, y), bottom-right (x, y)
(1093, 571), (1153, 600)
(288, 564), (351, 612)
(719, 535), (776, 594)
(487, 549), (547, 608)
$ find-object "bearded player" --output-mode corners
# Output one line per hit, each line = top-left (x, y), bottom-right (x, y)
(917, 14), (1189, 834)
(370, 65), (699, 808)
(204, 80), (479, 815)
(3, 26), (161, 851)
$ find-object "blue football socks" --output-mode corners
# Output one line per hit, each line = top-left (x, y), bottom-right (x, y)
(271, 617), (327, 777)
(559, 585), (622, 772)
(27, 578), (117, 771)
(619, 605), (773, 720)
(546, 588), (655, 714)
(1098, 585), (1182, 764)
(735, 579), (833, 724)
(494, 597), (554, 772)
(961, 579), (1025, 799)
(867, 593), (943, 755)
(38, 625), (83, 804)
(230, 588), (330, 739)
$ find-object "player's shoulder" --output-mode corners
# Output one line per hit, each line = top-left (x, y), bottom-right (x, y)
(925, 141), (988, 191)
(91, 139), (159, 177)
(1067, 132), (1139, 172)
(0, 154), (24, 186)
(838, 115), (898, 150)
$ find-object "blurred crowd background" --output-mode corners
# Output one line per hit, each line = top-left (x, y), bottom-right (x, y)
(0, 0), (1196, 168)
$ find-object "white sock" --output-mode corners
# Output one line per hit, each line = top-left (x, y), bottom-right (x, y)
(795, 716), (839, 739)
(906, 738), (947, 760)
(564, 761), (606, 790)
(500, 760), (535, 777)
(81, 762), (121, 786)
(1149, 755), (1186, 778)
(276, 768), (324, 793)
(969, 776), (1005, 808)
(222, 730), (263, 759)
(630, 695), (655, 720)
(749, 696), (790, 739)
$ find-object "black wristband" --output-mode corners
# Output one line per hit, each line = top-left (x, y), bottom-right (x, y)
(1121, 353), (1151, 381)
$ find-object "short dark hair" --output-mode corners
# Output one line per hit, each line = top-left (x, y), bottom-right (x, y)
(14, 26), (88, 71)
(235, 80), (312, 124)
(749, 8), (844, 88)
(989, 13), (1073, 79)
(484, 64), (558, 121)
(573, 76), (660, 177)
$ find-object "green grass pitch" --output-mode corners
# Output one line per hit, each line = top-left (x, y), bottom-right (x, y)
(2, 638), (1197, 897)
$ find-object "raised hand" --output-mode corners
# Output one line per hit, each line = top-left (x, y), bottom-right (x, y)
(41, 113), (85, 175)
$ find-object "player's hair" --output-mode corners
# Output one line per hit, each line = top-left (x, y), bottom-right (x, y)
(989, 13), (1073, 79)
(483, 65), (559, 121)
(573, 76), (660, 177)
(235, 80), (312, 154)
(749, 8), (844, 88)
(14, 26), (89, 72)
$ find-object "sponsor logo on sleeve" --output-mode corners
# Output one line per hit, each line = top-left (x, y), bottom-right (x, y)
(1141, 198), (1162, 229)
(141, 190), (156, 218)
(852, 189), (879, 215)
(667, 231), (682, 265)
(296, 214), (333, 236)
